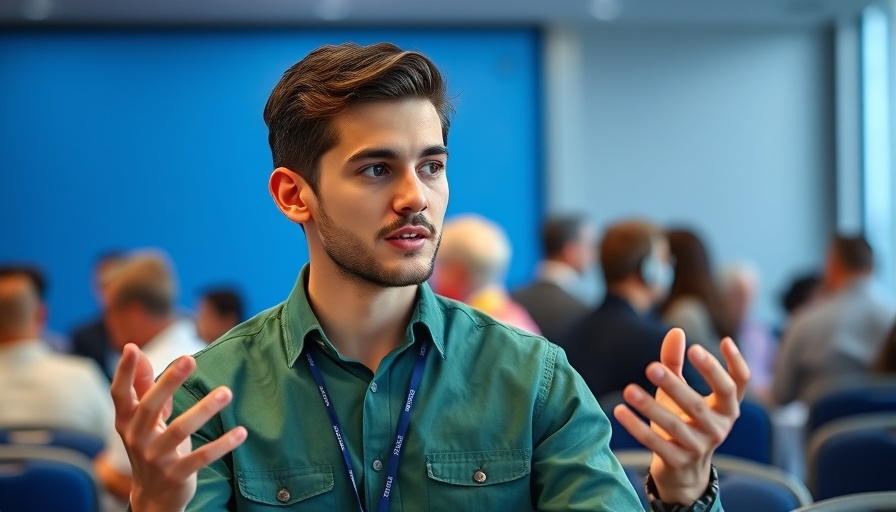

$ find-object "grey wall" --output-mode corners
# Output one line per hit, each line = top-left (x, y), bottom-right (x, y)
(546, 26), (837, 326)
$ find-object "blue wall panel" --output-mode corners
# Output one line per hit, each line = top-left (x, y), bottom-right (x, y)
(0, 28), (542, 334)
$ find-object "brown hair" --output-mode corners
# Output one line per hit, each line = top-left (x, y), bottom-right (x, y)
(831, 234), (874, 273)
(661, 229), (736, 339)
(263, 42), (453, 192)
(599, 220), (662, 285)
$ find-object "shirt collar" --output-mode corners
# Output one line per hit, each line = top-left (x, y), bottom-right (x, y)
(537, 260), (581, 293)
(282, 264), (447, 368)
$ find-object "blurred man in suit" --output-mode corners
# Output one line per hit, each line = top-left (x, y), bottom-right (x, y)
(0, 265), (112, 437)
(562, 220), (706, 399)
(513, 215), (593, 342)
(70, 250), (126, 380)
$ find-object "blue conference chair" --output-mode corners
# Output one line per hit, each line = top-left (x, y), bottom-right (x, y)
(792, 491), (896, 512)
(807, 413), (896, 501)
(807, 377), (896, 434)
(0, 426), (105, 458)
(617, 450), (812, 512)
(601, 393), (773, 464)
(0, 445), (100, 512)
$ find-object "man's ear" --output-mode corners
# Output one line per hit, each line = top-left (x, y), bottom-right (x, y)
(269, 167), (316, 225)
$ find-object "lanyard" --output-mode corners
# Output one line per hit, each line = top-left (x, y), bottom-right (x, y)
(306, 340), (429, 512)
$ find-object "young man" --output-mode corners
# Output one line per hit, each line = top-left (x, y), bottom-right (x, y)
(112, 42), (749, 511)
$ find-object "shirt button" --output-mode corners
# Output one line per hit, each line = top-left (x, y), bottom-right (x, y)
(473, 470), (487, 484)
(276, 487), (291, 502)
(373, 459), (383, 471)
(370, 382), (378, 393)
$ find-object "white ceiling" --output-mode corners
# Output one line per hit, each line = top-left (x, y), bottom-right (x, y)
(0, 0), (883, 26)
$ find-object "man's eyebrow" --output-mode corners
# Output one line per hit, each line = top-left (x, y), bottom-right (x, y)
(346, 145), (449, 162)
(421, 145), (449, 158)
(347, 148), (399, 162)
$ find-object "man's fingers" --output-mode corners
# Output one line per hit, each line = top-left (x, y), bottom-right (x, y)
(150, 387), (235, 459)
(111, 344), (146, 428)
(620, 384), (703, 453)
(170, 426), (248, 482)
(720, 337), (751, 402)
(686, 344), (740, 416)
(613, 403), (688, 468)
(131, 356), (197, 438)
(133, 346), (159, 400)
(659, 328), (687, 377)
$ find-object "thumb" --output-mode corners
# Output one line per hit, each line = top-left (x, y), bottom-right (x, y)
(660, 327), (687, 377)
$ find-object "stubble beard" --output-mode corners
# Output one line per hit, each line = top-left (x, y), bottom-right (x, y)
(316, 202), (441, 288)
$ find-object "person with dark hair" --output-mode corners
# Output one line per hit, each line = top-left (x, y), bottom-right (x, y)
(70, 250), (126, 380)
(512, 214), (593, 342)
(0, 265), (112, 437)
(661, 229), (735, 362)
(111, 43), (749, 512)
(561, 220), (707, 399)
(94, 250), (204, 504)
(195, 287), (244, 345)
(772, 233), (895, 405)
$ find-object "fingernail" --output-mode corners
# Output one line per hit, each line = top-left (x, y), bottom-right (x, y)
(177, 357), (191, 371)
(627, 386), (645, 404)
(728, 339), (741, 356)
(692, 345), (706, 363)
(649, 365), (665, 380)
(213, 389), (229, 403)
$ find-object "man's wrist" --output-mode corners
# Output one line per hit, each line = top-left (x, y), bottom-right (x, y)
(645, 465), (719, 511)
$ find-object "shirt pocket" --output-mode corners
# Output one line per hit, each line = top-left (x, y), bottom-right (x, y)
(236, 465), (336, 510)
(425, 449), (531, 510)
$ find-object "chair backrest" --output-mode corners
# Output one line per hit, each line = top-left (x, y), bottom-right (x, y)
(600, 393), (773, 464)
(0, 426), (105, 458)
(0, 445), (99, 512)
(791, 491), (896, 512)
(807, 413), (896, 501)
(615, 450), (812, 512)
(807, 378), (896, 434)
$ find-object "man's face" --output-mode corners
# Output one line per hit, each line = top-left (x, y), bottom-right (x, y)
(195, 298), (237, 344)
(306, 98), (449, 287)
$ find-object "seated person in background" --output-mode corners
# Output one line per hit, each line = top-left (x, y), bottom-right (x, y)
(195, 287), (244, 344)
(562, 220), (707, 398)
(431, 213), (541, 334)
(0, 265), (112, 438)
(94, 250), (205, 503)
(70, 250), (126, 380)
(772, 233), (896, 406)
(776, 271), (822, 340)
(873, 319), (896, 374)
(112, 42), (750, 512)
(718, 263), (777, 402)
(512, 214), (593, 342)
(661, 228), (736, 362)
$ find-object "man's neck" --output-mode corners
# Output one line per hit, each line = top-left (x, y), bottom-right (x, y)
(306, 264), (419, 373)
(607, 281), (653, 314)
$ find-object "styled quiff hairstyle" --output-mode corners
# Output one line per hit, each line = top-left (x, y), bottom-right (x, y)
(263, 42), (453, 192)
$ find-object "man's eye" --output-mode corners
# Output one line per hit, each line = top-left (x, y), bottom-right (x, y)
(362, 164), (388, 177)
(420, 162), (444, 175)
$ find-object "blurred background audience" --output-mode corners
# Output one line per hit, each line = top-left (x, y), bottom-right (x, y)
(772, 234), (896, 406)
(194, 286), (244, 344)
(562, 219), (707, 399)
(0, 265), (112, 438)
(431, 214), (541, 334)
(512, 214), (594, 342)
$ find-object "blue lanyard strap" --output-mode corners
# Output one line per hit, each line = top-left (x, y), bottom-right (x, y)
(306, 341), (429, 512)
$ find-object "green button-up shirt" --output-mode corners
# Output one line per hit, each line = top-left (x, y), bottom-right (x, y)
(172, 265), (721, 511)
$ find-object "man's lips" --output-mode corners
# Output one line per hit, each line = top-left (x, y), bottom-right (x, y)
(384, 226), (431, 240)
